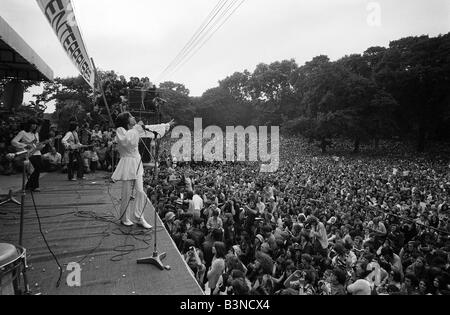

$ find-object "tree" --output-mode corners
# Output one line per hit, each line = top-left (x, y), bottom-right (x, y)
(375, 34), (450, 151)
(248, 59), (299, 125)
(159, 81), (190, 96)
(219, 70), (252, 102)
(35, 75), (93, 130)
(287, 56), (398, 153)
(159, 88), (195, 127)
(337, 54), (372, 78)
(194, 87), (248, 127)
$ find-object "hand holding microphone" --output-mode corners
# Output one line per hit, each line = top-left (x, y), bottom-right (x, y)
(137, 121), (154, 133)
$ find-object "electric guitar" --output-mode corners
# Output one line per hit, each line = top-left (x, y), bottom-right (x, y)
(6, 151), (28, 161)
(26, 136), (62, 156)
(8, 136), (62, 160)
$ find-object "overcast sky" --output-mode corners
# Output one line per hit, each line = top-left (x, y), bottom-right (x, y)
(1, 0), (449, 111)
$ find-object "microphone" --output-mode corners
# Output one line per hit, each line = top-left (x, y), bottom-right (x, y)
(141, 125), (161, 137)
(142, 125), (152, 132)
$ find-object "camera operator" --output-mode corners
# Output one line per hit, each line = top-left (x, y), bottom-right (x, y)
(183, 239), (206, 288)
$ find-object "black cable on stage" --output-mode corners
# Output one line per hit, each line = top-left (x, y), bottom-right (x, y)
(29, 190), (63, 288)
(73, 209), (166, 263)
(0, 211), (77, 221)
(0, 128), (167, 290)
(25, 126), (168, 270)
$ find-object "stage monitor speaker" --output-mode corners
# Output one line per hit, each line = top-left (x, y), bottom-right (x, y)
(2, 80), (24, 110)
(39, 119), (51, 141)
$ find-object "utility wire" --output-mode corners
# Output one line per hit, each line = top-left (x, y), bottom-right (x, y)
(165, 0), (236, 77)
(158, 0), (228, 80)
(166, 0), (246, 79)
(161, 0), (236, 81)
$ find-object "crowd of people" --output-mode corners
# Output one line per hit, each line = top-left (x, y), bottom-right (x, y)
(0, 116), (28, 175)
(1, 115), (449, 295)
(64, 122), (119, 175)
(0, 116), (120, 176)
(148, 137), (450, 295)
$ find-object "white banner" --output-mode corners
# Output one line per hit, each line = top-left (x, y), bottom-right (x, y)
(36, 0), (95, 88)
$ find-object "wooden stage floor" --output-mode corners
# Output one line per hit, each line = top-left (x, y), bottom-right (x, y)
(0, 172), (203, 295)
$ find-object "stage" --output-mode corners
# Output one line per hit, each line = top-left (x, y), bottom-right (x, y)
(0, 172), (204, 295)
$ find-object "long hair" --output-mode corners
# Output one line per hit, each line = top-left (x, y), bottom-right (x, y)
(214, 242), (227, 259)
(115, 112), (131, 130)
(24, 119), (39, 133)
(68, 121), (78, 132)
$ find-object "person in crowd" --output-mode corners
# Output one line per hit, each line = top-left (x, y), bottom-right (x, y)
(11, 119), (44, 192)
(183, 239), (206, 288)
(111, 112), (173, 229)
(91, 124), (103, 142)
(347, 261), (373, 295)
(207, 241), (226, 295)
(62, 121), (85, 181)
(42, 146), (62, 172)
(10, 122), (447, 296)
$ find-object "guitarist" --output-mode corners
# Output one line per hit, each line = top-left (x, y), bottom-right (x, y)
(62, 121), (85, 181)
(11, 119), (44, 192)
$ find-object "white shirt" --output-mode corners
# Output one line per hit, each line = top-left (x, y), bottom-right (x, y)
(62, 131), (80, 149)
(112, 123), (170, 181)
(314, 222), (329, 249)
(115, 126), (141, 159)
(256, 202), (266, 215)
(366, 261), (382, 286)
(43, 152), (62, 165)
(185, 177), (193, 192)
(347, 279), (372, 295)
(193, 194), (204, 211)
(11, 131), (41, 156)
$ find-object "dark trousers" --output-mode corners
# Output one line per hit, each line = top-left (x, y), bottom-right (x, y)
(90, 161), (98, 173)
(27, 156), (43, 190)
(68, 151), (84, 180)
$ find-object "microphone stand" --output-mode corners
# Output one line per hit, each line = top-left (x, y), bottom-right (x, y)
(1, 151), (37, 295)
(19, 157), (31, 295)
(18, 159), (29, 246)
(0, 151), (28, 206)
(0, 190), (21, 206)
(137, 130), (170, 271)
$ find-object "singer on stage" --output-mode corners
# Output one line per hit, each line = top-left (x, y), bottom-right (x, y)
(112, 112), (174, 229)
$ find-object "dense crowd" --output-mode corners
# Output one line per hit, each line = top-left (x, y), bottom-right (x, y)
(2, 116), (449, 295)
(150, 137), (450, 295)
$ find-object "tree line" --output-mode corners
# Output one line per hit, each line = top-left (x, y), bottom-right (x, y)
(29, 33), (450, 153)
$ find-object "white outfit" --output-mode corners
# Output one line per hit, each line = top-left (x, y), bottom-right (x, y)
(193, 194), (204, 212)
(62, 131), (80, 149)
(112, 123), (170, 223)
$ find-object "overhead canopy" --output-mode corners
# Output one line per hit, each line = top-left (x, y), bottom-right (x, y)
(0, 15), (53, 81)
